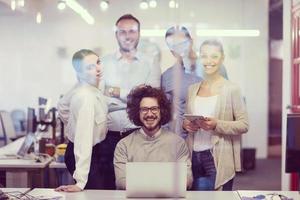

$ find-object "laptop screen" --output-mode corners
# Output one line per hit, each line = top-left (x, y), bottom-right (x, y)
(126, 162), (187, 198)
(17, 133), (35, 157)
(27, 108), (37, 134)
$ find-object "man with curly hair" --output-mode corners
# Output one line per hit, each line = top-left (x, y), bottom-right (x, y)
(113, 85), (192, 190)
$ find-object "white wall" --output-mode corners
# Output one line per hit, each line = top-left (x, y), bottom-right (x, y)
(0, 0), (268, 158)
(282, 0), (292, 191)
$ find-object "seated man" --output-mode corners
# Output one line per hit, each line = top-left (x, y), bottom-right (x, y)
(113, 86), (193, 190)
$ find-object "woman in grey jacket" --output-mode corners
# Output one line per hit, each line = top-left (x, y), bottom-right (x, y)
(183, 39), (249, 191)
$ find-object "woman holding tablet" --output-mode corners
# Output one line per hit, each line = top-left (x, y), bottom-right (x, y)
(183, 40), (248, 191)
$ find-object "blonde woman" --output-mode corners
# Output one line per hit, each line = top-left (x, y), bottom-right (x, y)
(183, 40), (248, 191)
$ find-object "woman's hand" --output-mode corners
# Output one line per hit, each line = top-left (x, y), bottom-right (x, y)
(183, 119), (199, 133)
(55, 184), (82, 192)
(198, 117), (217, 131)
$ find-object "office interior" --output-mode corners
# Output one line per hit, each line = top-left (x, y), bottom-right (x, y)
(0, 0), (299, 194)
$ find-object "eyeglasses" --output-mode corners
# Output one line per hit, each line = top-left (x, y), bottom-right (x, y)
(139, 106), (160, 114)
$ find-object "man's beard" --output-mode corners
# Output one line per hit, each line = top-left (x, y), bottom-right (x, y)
(118, 40), (138, 53)
(142, 116), (160, 132)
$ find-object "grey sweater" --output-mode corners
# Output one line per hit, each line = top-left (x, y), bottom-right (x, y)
(113, 128), (193, 189)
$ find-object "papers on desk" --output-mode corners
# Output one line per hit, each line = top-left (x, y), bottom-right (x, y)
(27, 189), (65, 200)
(237, 190), (299, 200)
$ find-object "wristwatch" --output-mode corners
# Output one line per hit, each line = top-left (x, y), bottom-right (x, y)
(108, 87), (114, 97)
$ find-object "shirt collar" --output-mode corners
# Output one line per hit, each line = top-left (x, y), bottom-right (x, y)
(140, 128), (162, 140)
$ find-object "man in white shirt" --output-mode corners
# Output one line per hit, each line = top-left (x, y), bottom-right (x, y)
(114, 86), (192, 189)
(100, 14), (161, 189)
(55, 49), (107, 192)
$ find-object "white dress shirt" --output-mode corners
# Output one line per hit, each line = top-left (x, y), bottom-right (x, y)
(101, 51), (161, 132)
(57, 83), (108, 189)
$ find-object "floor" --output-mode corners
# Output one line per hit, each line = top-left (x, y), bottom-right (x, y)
(233, 158), (281, 190)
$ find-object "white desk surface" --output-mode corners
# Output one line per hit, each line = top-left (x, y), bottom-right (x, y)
(28, 189), (241, 200)
(49, 161), (67, 169)
(0, 157), (52, 168)
(237, 190), (300, 199)
(0, 188), (30, 193)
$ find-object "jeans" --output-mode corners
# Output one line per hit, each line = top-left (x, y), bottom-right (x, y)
(192, 149), (216, 191)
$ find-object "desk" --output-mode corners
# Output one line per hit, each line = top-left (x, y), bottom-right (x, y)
(49, 161), (73, 187)
(0, 157), (52, 188)
(28, 189), (241, 200)
(0, 188), (31, 200)
(237, 190), (300, 199)
(49, 161), (66, 169)
(0, 188), (30, 193)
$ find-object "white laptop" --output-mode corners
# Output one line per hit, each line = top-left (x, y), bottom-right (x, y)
(126, 162), (187, 198)
(0, 133), (35, 159)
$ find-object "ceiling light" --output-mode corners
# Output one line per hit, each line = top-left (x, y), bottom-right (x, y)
(36, 12), (42, 24)
(149, 0), (157, 8)
(141, 29), (165, 37)
(100, 0), (109, 11)
(169, 0), (175, 8)
(140, 0), (148, 10)
(196, 29), (260, 37)
(65, 0), (95, 25)
(57, 0), (66, 10)
(17, 0), (24, 7)
(11, 0), (16, 11)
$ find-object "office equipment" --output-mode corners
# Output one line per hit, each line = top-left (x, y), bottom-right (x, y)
(16, 133), (35, 158)
(126, 162), (187, 198)
(285, 114), (300, 173)
(0, 134), (35, 159)
(10, 109), (26, 134)
(0, 111), (17, 144)
(38, 97), (47, 122)
(26, 108), (37, 134)
(37, 98), (58, 142)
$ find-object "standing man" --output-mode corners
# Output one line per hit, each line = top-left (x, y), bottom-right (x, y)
(114, 86), (193, 189)
(55, 49), (107, 192)
(100, 14), (161, 189)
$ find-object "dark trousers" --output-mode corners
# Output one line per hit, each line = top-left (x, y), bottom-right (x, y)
(65, 129), (137, 190)
(65, 141), (114, 189)
(222, 178), (234, 191)
(101, 129), (138, 189)
(192, 149), (217, 191)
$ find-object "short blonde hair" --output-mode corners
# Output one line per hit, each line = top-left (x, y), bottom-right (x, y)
(72, 49), (98, 72)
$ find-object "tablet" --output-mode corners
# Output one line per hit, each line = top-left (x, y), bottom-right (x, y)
(183, 114), (206, 121)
